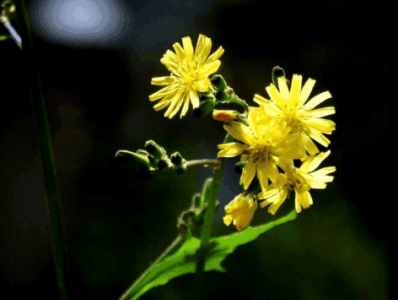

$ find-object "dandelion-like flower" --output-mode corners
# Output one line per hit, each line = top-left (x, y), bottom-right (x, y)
(259, 150), (336, 215)
(149, 34), (224, 119)
(254, 75), (335, 155)
(223, 193), (258, 231)
(217, 107), (304, 192)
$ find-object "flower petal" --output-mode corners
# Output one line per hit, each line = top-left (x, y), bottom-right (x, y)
(217, 142), (248, 157)
(303, 91), (332, 111)
(298, 78), (316, 107)
(240, 159), (256, 190)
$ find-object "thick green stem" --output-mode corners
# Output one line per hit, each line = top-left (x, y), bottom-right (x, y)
(14, 1), (72, 299)
(193, 135), (228, 299)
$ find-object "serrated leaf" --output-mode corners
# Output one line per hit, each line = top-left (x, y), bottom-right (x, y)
(122, 209), (297, 300)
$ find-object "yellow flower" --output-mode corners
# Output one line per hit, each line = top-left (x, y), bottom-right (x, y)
(217, 106), (304, 192)
(223, 193), (258, 231)
(259, 150), (336, 215)
(254, 75), (336, 155)
(149, 34), (224, 119)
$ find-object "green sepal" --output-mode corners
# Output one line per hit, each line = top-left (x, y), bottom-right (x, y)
(211, 74), (227, 92)
(170, 152), (184, 167)
(192, 193), (202, 208)
(271, 66), (287, 90)
(115, 150), (151, 169)
(145, 140), (165, 160)
(193, 97), (215, 119)
(234, 161), (247, 174)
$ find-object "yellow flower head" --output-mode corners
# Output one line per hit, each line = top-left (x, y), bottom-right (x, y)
(254, 75), (336, 155)
(259, 150), (336, 215)
(223, 193), (258, 231)
(217, 106), (304, 192)
(149, 34), (224, 119)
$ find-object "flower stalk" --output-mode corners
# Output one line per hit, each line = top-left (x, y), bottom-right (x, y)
(14, 1), (72, 299)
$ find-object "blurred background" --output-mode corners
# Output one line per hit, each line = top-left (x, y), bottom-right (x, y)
(0, 0), (390, 299)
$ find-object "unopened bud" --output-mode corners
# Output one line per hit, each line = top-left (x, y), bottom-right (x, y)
(211, 75), (227, 92)
(145, 140), (164, 160)
(213, 109), (239, 123)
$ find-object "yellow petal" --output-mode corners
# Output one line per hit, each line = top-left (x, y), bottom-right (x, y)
(308, 129), (331, 147)
(278, 77), (289, 99)
(182, 36), (194, 61)
(267, 189), (288, 215)
(301, 132), (319, 155)
(151, 76), (179, 86)
(189, 88), (200, 109)
(180, 93), (191, 118)
(266, 84), (286, 108)
(257, 160), (270, 193)
(240, 159), (256, 190)
(168, 92), (186, 119)
(199, 60), (221, 76)
(289, 74), (302, 106)
(149, 85), (176, 101)
(223, 215), (233, 226)
(223, 123), (254, 145)
(206, 46), (224, 63)
(300, 150), (331, 174)
(302, 106), (335, 119)
(172, 42), (185, 61)
(217, 142), (248, 157)
(303, 118), (336, 133)
(294, 189), (302, 213)
(164, 89), (183, 117)
(303, 91), (332, 111)
(298, 78), (316, 107)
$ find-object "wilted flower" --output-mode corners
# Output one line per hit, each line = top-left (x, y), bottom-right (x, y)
(223, 193), (258, 231)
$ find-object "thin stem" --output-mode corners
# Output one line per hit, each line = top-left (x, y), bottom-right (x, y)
(185, 159), (221, 169)
(14, 1), (72, 299)
(118, 235), (183, 300)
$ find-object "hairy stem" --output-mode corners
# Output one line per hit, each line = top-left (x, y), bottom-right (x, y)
(14, 1), (72, 299)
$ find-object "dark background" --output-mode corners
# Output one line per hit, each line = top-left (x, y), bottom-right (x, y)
(0, 0), (390, 299)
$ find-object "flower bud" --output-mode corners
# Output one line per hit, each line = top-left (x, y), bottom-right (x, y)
(145, 140), (164, 160)
(223, 193), (258, 231)
(212, 109), (239, 123)
(211, 74), (227, 92)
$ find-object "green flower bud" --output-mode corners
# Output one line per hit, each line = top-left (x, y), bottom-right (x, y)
(144, 140), (164, 160)
(115, 150), (151, 169)
(170, 152), (184, 167)
(211, 74), (227, 92)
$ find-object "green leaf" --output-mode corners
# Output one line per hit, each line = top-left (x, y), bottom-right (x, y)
(122, 209), (297, 300)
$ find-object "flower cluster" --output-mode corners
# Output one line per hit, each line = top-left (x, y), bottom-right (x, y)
(218, 75), (336, 230)
(149, 35), (335, 231)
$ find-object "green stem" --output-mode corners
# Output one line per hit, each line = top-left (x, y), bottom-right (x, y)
(193, 135), (228, 299)
(14, 1), (72, 299)
(185, 159), (221, 169)
(118, 235), (183, 300)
